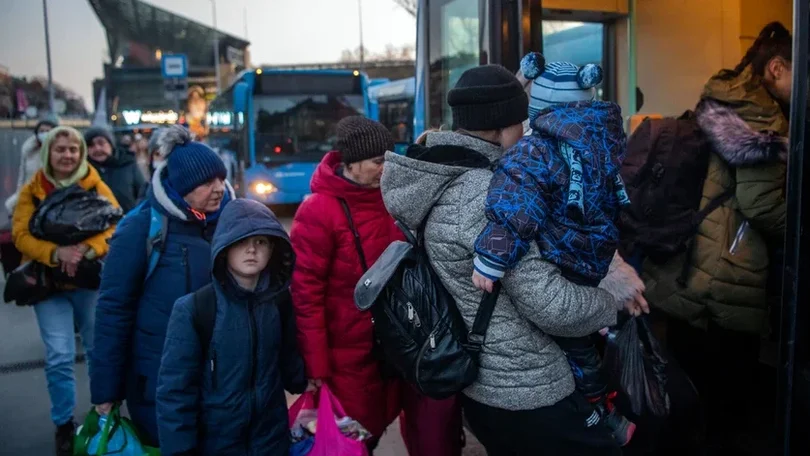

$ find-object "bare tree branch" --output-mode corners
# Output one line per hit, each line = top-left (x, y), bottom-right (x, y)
(391, 0), (417, 17)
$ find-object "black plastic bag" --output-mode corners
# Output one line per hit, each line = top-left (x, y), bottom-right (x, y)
(4, 261), (53, 306)
(604, 316), (670, 417)
(4, 259), (103, 306)
(0, 228), (22, 277)
(29, 185), (123, 245)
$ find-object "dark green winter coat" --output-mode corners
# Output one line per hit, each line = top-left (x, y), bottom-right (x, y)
(89, 148), (147, 213)
(643, 66), (787, 334)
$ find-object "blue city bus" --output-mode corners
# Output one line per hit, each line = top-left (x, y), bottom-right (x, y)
(206, 68), (370, 204)
(368, 77), (415, 153)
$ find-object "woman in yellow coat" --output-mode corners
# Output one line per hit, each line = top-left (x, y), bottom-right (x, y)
(11, 126), (119, 456)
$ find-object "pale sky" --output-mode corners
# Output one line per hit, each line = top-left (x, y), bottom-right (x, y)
(0, 0), (416, 109)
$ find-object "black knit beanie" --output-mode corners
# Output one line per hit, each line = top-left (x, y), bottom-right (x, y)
(84, 126), (115, 148)
(336, 116), (394, 164)
(447, 64), (529, 131)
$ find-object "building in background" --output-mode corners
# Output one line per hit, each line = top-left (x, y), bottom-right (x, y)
(88, 0), (250, 136)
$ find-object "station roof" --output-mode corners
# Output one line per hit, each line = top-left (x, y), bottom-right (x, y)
(88, 0), (249, 66)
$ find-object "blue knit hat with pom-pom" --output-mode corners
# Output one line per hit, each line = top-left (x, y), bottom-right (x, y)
(155, 125), (227, 196)
(521, 52), (603, 122)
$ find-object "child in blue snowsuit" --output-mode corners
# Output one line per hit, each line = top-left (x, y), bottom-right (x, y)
(156, 199), (308, 456)
(472, 53), (635, 446)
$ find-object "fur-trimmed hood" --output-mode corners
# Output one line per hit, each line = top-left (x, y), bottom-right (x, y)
(696, 99), (788, 166)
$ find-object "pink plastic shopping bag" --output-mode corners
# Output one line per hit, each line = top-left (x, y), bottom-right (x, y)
(309, 384), (370, 456)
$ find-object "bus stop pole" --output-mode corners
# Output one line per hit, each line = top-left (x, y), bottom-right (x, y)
(211, 0), (221, 94)
(777, 1), (809, 454)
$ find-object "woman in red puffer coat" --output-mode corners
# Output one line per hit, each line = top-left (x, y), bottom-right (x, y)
(290, 117), (403, 451)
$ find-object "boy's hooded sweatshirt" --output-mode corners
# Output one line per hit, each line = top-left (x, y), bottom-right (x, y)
(475, 101), (628, 284)
(156, 199), (306, 456)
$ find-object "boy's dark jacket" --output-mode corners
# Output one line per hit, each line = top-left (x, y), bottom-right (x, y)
(156, 199), (306, 456)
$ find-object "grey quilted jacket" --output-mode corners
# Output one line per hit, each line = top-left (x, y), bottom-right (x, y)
(380, 131), (640, 411)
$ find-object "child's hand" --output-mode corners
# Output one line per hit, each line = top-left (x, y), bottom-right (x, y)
(472, 270), (495, 293)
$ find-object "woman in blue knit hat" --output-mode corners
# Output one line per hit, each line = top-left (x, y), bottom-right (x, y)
(472, 53), (647, 447)
(89, 125), (235, 445)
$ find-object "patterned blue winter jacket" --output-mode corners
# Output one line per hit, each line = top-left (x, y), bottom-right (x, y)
(474, 101), (629, 285)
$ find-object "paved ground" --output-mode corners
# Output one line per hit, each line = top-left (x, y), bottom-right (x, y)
(0, 211), (485, 455)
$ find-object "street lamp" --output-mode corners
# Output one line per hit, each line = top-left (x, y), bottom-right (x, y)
(211, 0), (221, 94)
(357, 0), (365, 71)
(42, 0), (55, 114)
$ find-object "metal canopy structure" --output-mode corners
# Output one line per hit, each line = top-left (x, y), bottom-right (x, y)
(88, 0), (249, 68)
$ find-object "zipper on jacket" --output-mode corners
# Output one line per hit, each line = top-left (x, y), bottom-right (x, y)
(210, 349), (217, 390)
(181, 245), (190, 294)
(245, 299), (259, 450)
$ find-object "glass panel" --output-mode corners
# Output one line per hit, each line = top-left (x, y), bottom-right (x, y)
(428, 0), (483, 129)
(378, 100), (414, 144)
(253, 94), (365, 163)
(542, 21), (606, 99)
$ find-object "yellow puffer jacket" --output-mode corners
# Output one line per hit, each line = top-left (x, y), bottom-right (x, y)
(12, 166), (120, 266)
(644, 67), (787, 334)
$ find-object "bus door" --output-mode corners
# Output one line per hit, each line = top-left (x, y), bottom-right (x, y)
(778, 2), (810, 454)
(416, 0), (521, 135)
(415, 0), (621, 135)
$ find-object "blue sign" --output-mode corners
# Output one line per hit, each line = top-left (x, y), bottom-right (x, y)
(161, 54), (188, 79)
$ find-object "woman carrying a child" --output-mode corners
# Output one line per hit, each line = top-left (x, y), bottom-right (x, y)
(381, 59), (645, 454)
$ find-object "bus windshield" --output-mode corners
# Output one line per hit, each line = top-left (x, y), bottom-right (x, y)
(253, 74), (366, 163)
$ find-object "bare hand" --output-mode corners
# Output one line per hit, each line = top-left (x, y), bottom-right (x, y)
(56, 245), (84, 278)
(55, 246), (83, 265)
(95, 402), (114, 416)
(634, 293), (650, 315)
(305, 378), (323, 393)
(622, 292), (649, 317)
(472, 270), (495, 293)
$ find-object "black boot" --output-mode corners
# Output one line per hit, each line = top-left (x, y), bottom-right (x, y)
(55, 419), (75, 456)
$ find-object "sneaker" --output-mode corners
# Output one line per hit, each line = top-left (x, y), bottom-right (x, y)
(593, 393), (636, 447)
(55, 419), (75, 456)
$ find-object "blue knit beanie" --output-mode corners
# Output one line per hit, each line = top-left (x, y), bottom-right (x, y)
(521, 52), (603, 122)
(156, 125), (227, 196)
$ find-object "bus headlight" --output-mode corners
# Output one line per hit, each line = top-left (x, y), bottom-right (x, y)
(252, 181), (277, 195)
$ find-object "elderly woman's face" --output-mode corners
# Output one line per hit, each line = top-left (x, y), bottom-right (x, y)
(184, 178), (226, 214)
(49, 134), (82, 179)
(345, 156), (386, 188)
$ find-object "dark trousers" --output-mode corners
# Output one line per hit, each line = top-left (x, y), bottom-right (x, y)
(556, 271), (608, 401)
(555, 335), (608, 400)
(462, 393), (621, 456)
(665, 318), (763, 443)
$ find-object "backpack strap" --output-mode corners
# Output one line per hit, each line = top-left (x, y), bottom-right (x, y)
(464, 281), (503, 354)
(338, 198), (369, 272)
(191, 284), (218, 361)
(144, 206), (169, 281)
(677, 187), (735, 286)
